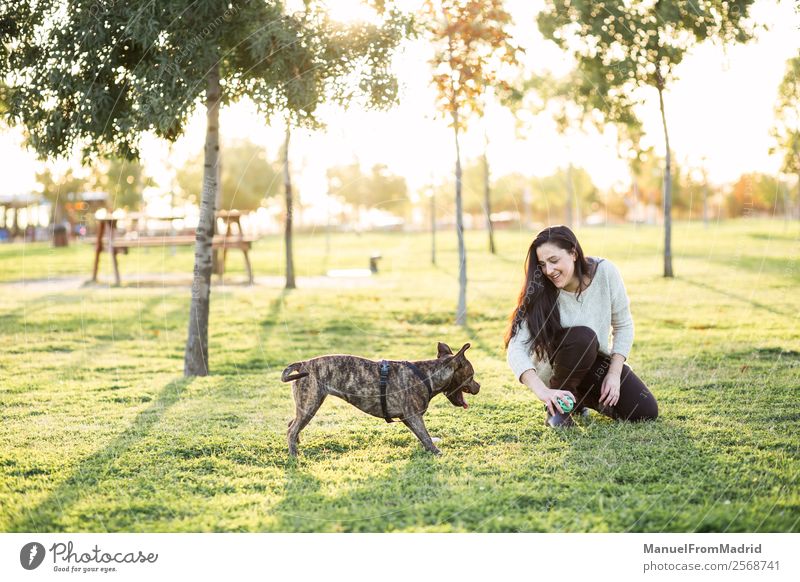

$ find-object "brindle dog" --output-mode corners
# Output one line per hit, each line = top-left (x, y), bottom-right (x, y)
(281, 342), (480, 456)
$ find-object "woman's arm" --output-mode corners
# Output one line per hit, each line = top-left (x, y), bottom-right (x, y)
(506, 319), (537, 383)
(508, 323), (577, 415)
(608, 261), (634, 360)
(602, 262), (633, 407)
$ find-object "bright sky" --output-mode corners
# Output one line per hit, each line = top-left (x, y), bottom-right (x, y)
(2, 0), (799, 205)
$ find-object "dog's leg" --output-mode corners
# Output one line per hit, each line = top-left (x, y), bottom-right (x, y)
(402, 414), (441, 455)
(288, 379), (326, 456)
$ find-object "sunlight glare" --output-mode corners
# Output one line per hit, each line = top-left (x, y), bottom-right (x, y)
(324, 0), (379, 24)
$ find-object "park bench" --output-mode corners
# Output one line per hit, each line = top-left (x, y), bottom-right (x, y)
(91, 211), (255, 286)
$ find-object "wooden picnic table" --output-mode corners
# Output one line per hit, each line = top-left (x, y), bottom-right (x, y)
(91, 211), (255, 286)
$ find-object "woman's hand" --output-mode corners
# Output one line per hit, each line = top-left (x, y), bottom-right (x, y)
(519, 370), (575, 416)
(599, 371), (621, 407)
(540, 389), (576, 417)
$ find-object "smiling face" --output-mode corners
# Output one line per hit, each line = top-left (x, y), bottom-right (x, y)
(535, 242), (578, 291)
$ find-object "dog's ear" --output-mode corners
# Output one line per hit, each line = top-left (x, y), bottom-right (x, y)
(437, 342), (453, 358)
(454, 343), (471, 359)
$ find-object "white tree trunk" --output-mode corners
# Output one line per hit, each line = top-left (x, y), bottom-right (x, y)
(184, 63), (221, 376)
(454, 109), (467, 326)
(565, 162), (575, 228)
(658, 86), (674, 278)
(482, 134), (495, 254)
(283, 125), (296, 289)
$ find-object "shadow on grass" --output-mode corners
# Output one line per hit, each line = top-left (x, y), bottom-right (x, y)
(677, 277), (795, 318)
(692, 254), (799, 284)
(8, 377), (193, 532)
(464, 323), (505, 362)
(212, 289), (291, 375)
(273, 452), (445, 532)
(0, 292), (190, 339)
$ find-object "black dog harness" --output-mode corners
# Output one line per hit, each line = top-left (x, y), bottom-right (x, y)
(378, 360), (434, 423)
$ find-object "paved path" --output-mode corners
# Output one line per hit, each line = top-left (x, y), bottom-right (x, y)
(0, 273), (388, 292)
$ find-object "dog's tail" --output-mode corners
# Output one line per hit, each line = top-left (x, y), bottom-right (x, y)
(281, 362), (309, 382)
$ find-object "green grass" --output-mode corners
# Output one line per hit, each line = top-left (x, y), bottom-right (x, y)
(0, 218), (798, 532)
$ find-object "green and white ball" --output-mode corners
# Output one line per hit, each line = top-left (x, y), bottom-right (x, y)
(556, 395), (575, 414)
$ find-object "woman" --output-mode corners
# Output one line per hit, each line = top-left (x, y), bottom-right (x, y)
(505, 225), (658, 427)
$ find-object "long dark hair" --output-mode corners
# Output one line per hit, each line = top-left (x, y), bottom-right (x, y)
(504, 225), (593, 362)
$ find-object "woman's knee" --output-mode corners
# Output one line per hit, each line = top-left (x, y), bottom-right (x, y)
(559, 326), (599, 354)
(629, 396), (658, 421)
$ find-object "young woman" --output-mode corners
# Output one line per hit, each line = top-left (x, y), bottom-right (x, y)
(505, 225), (658, 427)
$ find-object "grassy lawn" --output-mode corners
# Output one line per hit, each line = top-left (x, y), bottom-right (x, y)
(0, 218), (798, 532)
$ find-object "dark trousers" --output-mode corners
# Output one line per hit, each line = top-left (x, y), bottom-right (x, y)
(549, 326), (658, 421)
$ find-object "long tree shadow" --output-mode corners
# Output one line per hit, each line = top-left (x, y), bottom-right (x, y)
(464, 323), (505, 362)
(0, 291), (191, 339)
(272, 452), (445, 532)
(7, 377), (193, 532)
(213, 288), (291, 375)
(677, 276), (795, 318)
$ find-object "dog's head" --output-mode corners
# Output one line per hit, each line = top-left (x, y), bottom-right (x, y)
(437, 342), (480, 408)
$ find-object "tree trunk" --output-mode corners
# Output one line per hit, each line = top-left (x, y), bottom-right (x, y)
(184, 63), (221, 377)
(658, 85), (674, 278)
(453, 108), (467, 326)
(430, 191), (436, 265)
(482, 135), (495, 254)
(283, 125), (296, 289)
(565, 162), (575, 228)
(523, 186), (532, 228)
(211, 142), (223, 275)
(797, 172), (800, 218)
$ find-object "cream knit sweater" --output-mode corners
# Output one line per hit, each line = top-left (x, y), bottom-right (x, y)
(506, 257), (634, 385)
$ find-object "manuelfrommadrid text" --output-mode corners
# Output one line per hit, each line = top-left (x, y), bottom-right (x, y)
(643, 543), (762, 555)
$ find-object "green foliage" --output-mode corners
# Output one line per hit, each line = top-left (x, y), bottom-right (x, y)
(727, 173), (786, 217)
(98, 158), (153, 211)
(536, 1), (756, 141)
(327, 162), (409, 217)
(538, 1), (755, 95)
(3, 0), (413, 161)
(770, 53), (800, 177)
(0, 220), (798, 531)
(37, 158), (151, 215)
(530, 166), (597, 220)
(176, 140), (282, 211)
(36, 168), (88, 214)
(433, 164), (598, 220)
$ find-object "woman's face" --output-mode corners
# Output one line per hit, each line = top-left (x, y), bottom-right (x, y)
(535, 242), (577, 290)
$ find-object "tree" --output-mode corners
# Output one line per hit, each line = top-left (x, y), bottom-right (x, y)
(728, 173), (785, 218)
(97, 158), (153, 211)
(424, 0), (518, 325)
(36, 167), (89, 225)
(176, 139), (282, 211)
(6, 0), (411, 376)
(770, 53), (800, 220)
(530, 166), (598, 224)
(327, 161), (409, 223)
(538, 0), (756, 277)
(282, 125), (296, 289)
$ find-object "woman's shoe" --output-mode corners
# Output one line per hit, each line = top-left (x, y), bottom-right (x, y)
(545, 409), (575, 428)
